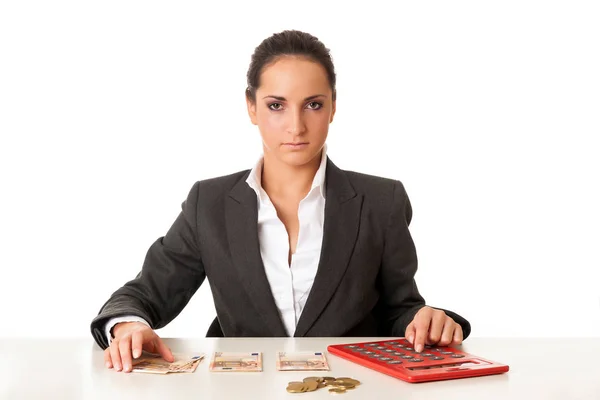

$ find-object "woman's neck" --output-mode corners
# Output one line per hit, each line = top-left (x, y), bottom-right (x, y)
(261, 150), (322, 201)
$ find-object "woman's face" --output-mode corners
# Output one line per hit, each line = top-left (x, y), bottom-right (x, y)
(246, 56), (336, 167)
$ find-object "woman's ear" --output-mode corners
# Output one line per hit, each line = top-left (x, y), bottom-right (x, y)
(330, 99), (336, 123)
(246, 95), (258, 126)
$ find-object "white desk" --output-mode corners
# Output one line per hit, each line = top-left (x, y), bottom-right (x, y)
(1, 337), (599, 399)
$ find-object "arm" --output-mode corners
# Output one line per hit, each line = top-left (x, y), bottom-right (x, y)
(378, 180), (471, 339)
(90, 182), (206, 349)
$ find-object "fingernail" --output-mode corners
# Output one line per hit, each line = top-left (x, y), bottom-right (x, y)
(416, 344), (423, 353)
(407, 335), (414, 343)
(115, 364), (121, 371)
(133, 349), (141, 358)
(124, 364), (130, 372)
(105, 362), (111, 368)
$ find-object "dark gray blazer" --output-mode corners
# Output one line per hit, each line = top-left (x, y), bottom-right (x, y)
(90, 157), (470, 349)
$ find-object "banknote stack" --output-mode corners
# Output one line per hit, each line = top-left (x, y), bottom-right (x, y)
(131, 352), (205, 374)
(286, 376), (361, 394)
(209, 352), (263, 372)
(276, 351), (330, 371)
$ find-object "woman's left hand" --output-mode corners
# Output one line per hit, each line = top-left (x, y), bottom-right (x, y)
(405, 306), (463, 353)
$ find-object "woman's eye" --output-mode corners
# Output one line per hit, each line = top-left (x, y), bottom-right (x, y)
(268, 103), (283, 111)
(307, 102), (322, 110)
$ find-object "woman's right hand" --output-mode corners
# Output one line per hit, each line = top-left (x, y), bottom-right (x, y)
(104, 321), (174, 373)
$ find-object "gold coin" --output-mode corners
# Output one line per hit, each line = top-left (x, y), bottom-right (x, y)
(336, 378), (361, 386)
(304, 380), (319, 391)
(329, 387), (347, 394)
(317, 382), (327, 389)
(332, 382), (356, 389)
(286, 382), (306, 393)
(303, 376), (323, 383)
(322, 376), (336, 381)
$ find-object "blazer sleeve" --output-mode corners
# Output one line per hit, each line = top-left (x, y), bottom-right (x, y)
(90, 182), (206, 349)
(378, 180), (471, 339)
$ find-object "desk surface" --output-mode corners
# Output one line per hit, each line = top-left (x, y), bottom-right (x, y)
(1, 337), (599, 399)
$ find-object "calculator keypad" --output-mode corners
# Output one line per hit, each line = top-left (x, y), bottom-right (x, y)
(342, 339), (472, 368)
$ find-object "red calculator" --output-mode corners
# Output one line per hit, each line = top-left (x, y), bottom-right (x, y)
(327, 338), (509, 383)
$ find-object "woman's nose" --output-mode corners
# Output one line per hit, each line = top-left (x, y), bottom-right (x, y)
(286, 110), (307, 135)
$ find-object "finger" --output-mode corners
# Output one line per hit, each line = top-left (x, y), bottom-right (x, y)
(427, 311), (447, 345)
(104, 348), (113, 369)
(405, 321), (415, 344)
(109, 340), (122, 372)
(131, 331), (144, 359)
(452, 324), (463, 346)
(154, 336), (174, 363)
(438, 319), (456, 346)
(413, 312), (432, 353)
(119, 335), (133, 373)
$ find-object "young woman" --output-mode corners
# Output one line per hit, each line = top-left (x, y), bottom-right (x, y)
(92, 30), (471, 373)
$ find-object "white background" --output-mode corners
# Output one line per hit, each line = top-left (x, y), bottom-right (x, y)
(0, 0), (598, 340)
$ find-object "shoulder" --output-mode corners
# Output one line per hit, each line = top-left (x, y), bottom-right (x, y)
(338, 167), (412, 222)
(184, 169), (251, 206)
(195, 169), (250, 192)
(341, 168), (409, 200)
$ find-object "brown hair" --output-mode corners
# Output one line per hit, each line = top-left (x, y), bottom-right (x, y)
(245, 30), (337, 103)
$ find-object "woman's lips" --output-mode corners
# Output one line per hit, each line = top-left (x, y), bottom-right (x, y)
(282, 142), (309, 150)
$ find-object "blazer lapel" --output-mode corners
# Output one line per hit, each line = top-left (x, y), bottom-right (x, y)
(294, 158), (364, 337)
(226, 174), (288, 336)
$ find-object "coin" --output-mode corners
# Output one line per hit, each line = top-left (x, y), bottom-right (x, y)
(286, 376), (360, 394)
(303, 376), (323, 383)
(305, 380), (319, 391)
(332, 381), (356, 389)
(286, 382), (307, 393)
(336, 378), (361, 386)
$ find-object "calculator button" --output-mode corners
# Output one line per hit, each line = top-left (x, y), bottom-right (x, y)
(451, 354), (465, 358)
(386, 341), (399, 345)
(393, 352), (404, 356)
(346, 345), (359, 348)
(405, 347), (414, 351)
(371, 354), (384, 358)
(364, 351), (375, 355)
(379, 357), (393, 361)
(384, 349), (395, 353)
(432, 356), (444, 360)
(388, 360), (403, 364)
(424, 345), (433, 349)
(400, 355), (413, 359)
(440, 351), (454, 355)
(408, 358), (424, 362)
(376, 346), (387, 350)
(394, 344), (406, 348)
(421, 353), (434, 357)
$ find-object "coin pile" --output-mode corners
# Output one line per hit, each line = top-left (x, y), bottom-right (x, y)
(286, 376), (361, 394)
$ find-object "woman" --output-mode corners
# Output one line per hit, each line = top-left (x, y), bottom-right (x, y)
(92, 30), (471, 373)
